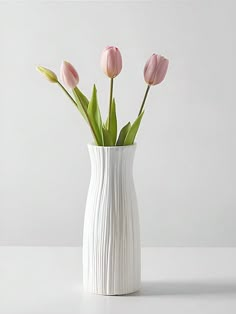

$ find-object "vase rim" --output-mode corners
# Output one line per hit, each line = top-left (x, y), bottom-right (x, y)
(88, 143), (136, 149)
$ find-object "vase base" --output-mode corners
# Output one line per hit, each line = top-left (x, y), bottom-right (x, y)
(84, 286), (140, 296)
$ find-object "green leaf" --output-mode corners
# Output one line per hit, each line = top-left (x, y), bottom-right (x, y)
(102, 127), (113, 146)
(116, 122), (131, 146)
(124, 112), (144, 145)
(108, 98), (117, 145)
(72, 87), (89, 122)
(87, 85), (104, 146)
(103, 116), (109, 130)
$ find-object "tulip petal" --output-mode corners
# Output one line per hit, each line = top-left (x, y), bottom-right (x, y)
(100, 46), (122, 78)
(36, 66), (58, 83)
(60, 61), (79, 89)
(154, 58), (169, 84)
(144, 54), (169, 85)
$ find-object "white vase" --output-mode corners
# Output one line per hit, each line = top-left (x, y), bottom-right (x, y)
(83, 144), (141, 295)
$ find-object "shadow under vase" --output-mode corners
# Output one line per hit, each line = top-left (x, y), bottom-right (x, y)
(128, 279), (236, 297)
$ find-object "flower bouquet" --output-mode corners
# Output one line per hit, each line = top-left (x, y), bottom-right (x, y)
(37, 46), (168, 146)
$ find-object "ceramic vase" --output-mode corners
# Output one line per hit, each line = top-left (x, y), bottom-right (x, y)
(83, 144), (141, 295)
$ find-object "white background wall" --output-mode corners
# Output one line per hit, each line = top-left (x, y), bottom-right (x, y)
(1, 0), (235, 246)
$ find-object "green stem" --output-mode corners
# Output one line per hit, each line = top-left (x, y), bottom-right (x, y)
(108, 78), (114, 130)
(57, 81), (78, 108)
(57, 81), (100, 145)
(138, 84), (150, 116)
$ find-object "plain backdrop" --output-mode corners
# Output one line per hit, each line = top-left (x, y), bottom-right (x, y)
(0, 0), (235, 246)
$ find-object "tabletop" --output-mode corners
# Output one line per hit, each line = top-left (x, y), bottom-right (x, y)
(0, 247), (236, 314)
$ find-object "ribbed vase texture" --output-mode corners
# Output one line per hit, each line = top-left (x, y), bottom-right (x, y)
(83, 144), (141, 295)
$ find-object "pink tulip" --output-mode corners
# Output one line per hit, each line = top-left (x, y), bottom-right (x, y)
(60, 61), (79, 88)
(144, 54), (169, 85)
(101, 46), (122, 78)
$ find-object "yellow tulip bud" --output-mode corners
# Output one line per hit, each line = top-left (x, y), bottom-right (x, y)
(36, 66), (58, 83)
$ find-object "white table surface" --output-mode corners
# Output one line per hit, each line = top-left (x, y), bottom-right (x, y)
(0, 247), (236, 314)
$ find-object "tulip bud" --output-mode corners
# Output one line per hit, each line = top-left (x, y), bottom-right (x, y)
(144, 54), (169, 85)
(101, 46), (122, 78)
(60, 61), (79, 89)
(36, 66), (58, 83)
